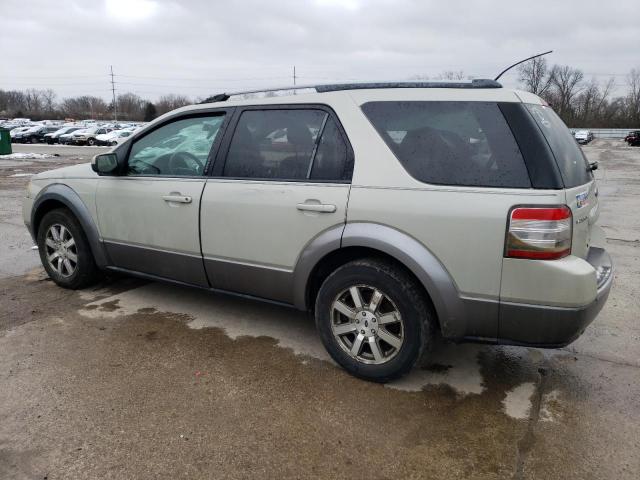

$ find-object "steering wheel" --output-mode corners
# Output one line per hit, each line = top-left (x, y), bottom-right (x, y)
(168, 151), (203, 176)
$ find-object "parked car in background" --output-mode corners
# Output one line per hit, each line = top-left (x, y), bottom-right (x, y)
(59, 129), (86, 145)
(70, 126), (113, 146)
(10, 126), (33, 141)
(45, 126), (84, 144)
(625, 130), (640, 146)
(23, 81), (613, 382)
(16, 125), (60, 144)
(574, 130), (594, 144)
(95, 129), (134, 146)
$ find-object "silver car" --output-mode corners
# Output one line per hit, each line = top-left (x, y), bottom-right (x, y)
(23, 80), (613, 382)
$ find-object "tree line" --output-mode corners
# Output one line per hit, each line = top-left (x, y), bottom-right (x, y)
(517, 60), (640, 128)
(0, 90), (192, 122)
(2, 63), (640, 127)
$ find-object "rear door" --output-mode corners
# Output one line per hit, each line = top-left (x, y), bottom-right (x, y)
(96, 112), (228, 285)
(525, 104), (597, 257)
(200, 105), (354, 303)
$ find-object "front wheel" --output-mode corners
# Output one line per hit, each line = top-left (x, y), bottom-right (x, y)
(315, 258), (434, 383)
(87, 138), (96, 146)
(37, 208), (102, 289)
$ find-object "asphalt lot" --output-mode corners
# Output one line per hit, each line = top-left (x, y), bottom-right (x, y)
(1, 141), (639, 479)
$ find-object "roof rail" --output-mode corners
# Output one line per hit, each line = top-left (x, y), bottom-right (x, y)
(199, 78), (502, 103)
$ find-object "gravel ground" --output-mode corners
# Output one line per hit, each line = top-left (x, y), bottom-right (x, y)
(0, 140), (638, 480)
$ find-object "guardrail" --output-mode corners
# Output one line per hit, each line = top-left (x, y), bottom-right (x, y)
(569, 128), (638, 139)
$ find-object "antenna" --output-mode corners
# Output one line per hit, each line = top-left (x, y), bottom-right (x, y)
(494, 50), (553, 81)
(110, 65), (117, 122)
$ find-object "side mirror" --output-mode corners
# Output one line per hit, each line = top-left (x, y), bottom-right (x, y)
(91, 153), (119, 175)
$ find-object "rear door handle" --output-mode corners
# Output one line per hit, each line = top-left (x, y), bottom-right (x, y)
(296, 202), (336, 213)
(162, 194), (192, 204)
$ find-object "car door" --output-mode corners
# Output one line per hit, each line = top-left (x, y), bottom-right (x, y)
(96, 112), (228, 286)
(200, 106), (354, 303)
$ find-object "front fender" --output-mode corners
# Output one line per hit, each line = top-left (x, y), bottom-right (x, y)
(31, 183), (109, 268)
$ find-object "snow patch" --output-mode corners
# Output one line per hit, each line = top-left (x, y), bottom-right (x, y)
(1, 152), (56, 159)
(10, 173), (34, 177)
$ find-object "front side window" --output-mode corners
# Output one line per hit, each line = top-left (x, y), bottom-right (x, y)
(223, 109), (351, 181)
(362, 101), (532, 188)
(127, 115), (224, 176)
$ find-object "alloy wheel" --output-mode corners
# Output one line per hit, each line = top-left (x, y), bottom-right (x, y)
(330, 285), (404, 365)
(44, 223), (78, 278)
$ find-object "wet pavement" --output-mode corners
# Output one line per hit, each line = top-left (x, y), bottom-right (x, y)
(0, 141), (639, 479)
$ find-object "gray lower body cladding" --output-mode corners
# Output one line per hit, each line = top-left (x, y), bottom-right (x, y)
(493, 247), (613, 347)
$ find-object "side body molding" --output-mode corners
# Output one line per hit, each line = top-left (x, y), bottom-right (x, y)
(31, 183), (109, 268)
(340, 223), (471, 339)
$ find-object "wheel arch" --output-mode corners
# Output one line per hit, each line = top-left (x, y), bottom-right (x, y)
(31, 184), (109, 268)
(294, 222), (468, 338)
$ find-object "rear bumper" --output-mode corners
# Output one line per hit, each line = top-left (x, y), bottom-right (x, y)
(497, 247), (613, 347)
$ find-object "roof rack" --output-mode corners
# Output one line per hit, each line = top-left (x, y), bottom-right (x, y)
(200, 78), (502, 103)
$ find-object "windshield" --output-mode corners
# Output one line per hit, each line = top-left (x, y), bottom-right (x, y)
(526, 104), (592, 188)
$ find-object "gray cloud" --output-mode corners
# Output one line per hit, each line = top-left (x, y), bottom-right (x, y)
(2, 0), (638, 101)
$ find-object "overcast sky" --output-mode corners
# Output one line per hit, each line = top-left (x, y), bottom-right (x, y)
(2, 0), (639, 101)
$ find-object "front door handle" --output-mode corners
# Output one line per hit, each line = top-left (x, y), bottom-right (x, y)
(162, 194), (192, 204)
(296, 202), (336, 213)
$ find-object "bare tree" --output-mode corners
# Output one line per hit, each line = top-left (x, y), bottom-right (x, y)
(155, 94), (191, 115)
(436, 70), (466, 81)
(517, 57), (552, 95)
(547, 65), (584, 121)
(23, 89), (44, 114)
(627, 68), (640, 125)
(61, 96), (107, 119)
(115, 93), (145, 120)
(41, 89), (57, 115)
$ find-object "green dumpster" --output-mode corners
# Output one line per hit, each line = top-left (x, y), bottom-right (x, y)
(0, 128), (11, 155)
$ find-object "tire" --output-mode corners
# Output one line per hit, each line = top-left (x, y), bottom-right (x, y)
(37, 208), (102, 289)
(30, 136), (38, 144)
(315, 258), (434, 382)
(87, 138), (96, 146)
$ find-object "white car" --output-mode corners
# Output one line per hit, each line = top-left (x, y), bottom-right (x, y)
(10, 126), (33, 140)
(95, 129), (135, 146)
(69, 127), (113, 146)
(574, 130), (594, 144)
(23, 80), (613, 382)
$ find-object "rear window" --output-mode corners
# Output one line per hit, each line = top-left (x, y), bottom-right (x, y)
(525, 104), (592, 188)
(362, 101), (531, 188)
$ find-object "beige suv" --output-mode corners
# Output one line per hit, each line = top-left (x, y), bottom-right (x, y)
(23, 80), (613, 382)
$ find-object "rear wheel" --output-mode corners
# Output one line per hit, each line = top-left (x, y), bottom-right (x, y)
(37, 208), (102, 289)
(315, 258), (434, 382)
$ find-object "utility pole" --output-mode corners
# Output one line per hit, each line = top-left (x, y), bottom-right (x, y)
(293, 65), (297, 94)
(110, 65), (117, 122)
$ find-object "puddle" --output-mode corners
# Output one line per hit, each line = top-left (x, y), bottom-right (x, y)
(79, 283), (504, 397)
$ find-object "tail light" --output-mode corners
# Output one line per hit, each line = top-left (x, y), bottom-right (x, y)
(505, 206), (572, 260)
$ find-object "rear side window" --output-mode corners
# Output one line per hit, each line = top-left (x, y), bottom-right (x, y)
(525, 104), (592, 188)
(362, 101), (531, 188)
(223, 109), (352, 181)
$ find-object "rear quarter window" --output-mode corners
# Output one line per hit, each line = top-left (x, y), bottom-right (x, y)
(362, 101), (531, 188)
(525, 104), (592, 188)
